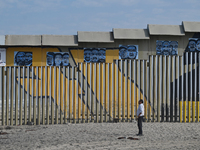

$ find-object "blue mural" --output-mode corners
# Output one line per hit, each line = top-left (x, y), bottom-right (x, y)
(119, 45), (138, 59)
(186, 38), (200, 52)
(84, 48), (106, 63)
(46, 52), (69, 66)
(14, 51), (32, 66)
(156, 40), (178, 55)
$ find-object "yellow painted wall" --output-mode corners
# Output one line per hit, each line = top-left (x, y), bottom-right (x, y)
(6, 47), (59, 66)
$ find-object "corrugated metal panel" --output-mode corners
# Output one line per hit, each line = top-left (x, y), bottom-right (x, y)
(78, 31), (114, 43)
(113, 28), (150, 39)
(5, 35), (41, 46)
(148, 24), (185, 36)
(42, 35), (78, 46)
(182, 21), (200, 32)
(0, 35), (5, 45)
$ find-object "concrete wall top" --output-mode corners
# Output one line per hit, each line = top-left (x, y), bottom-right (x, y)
(78, 31), (114, 43)
(42, 35), (78, 46)
(182, 21), (200, 32)
(5, 35), (41, 46)
(148, 24), (185, 36)
(0, 35), (5, 45)
(113, 28), (150, 39)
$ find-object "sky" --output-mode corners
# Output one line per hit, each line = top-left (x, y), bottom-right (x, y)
(0, 0), (200, 35)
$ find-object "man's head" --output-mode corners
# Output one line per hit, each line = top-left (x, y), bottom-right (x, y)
(139, 99), (143, 104)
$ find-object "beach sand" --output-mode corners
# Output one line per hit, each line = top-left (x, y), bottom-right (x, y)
(0, 122), (200, 150)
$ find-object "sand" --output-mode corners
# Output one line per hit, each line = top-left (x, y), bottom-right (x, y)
(0, 122), (200, 150)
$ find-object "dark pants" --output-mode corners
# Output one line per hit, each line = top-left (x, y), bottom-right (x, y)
(138, 116), (143, 134)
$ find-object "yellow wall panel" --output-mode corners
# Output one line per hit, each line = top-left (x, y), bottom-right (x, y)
(70, 49), (84, 64)
(6, 47), (59, 66)
(106, 49), (119, 63)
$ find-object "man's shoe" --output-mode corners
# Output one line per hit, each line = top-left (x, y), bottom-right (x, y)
(136, 134), (143, 136)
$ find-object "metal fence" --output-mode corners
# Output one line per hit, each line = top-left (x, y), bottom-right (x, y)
(0, 53), (199, 126)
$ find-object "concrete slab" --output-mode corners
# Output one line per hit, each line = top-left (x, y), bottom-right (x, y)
(113, 28), (149, 39)
(42, 35), (78, 46)
(182, 21), (200, 32)
(0, 35), (5, 45)
(5, 35), (41, 46)
(78, 31), (114, 43)
(148, 24), (185, 36)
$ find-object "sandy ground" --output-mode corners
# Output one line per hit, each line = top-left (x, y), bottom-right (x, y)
(0, 122), (200, 150)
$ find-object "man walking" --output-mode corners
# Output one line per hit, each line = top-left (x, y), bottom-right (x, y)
(137, 99), (144, 136)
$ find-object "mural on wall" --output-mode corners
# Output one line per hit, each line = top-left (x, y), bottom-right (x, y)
(119, 45), (138, 59)
(46, 52), (70, 66)
(14, 51), (32, 66)
(156, 40), (178, 55)
(0, 48), (6, 66)
(186, 38), (200, 52)
(84, 48), (106, 63)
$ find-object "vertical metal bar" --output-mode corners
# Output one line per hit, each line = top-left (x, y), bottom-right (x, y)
(2, 67), (5, 126)
(0, 67), (4, 126)
(172, 56), (175, 122)
(44, 66), (47, 124)
(176, 56), (180, 122)
(9, 67), (12, 125)
(193, 53), (196, 122)
(32, 67), (35, 125)
(151, 56), (154, 122)
(184, 52), (188, 122)
(159, 56), (162, 122)
(180, 56), (183, 123)
(68, 66), (71, 123)
(103, 63), (105, 122)
(98, 63), (101, 123)
(22, 67), (25, 125)
(134, 60), (137, 120)
(72, 66), (75, 123)
(188, 53), (192, 123)
(115, 61), (119, 121)
(58, 66), (61, 124)
(143, 60), (146, 122)
(50, 67), (53, 124)
(36, 67), (39, 125)
(198, 53), (200, 122)
(4, 67), (9, 125)
(163, 56), (166, 122)
(129, 60), (132, 121)
(155, 56), (159, 122)
(63, 67), (66, 123)
(81, 63), (84, 123)
(169, 56), (172, 122)
(76, 68), (79, 123)
(112, 62), (115, 120)
(54, 66), (57, 124)
(107, 63), (110, 122)
(23, 66), (29, 125)
(13, 67), (16, 125)
(147, 59), (150, 122)
(18, 67), (22, 125)
(121, 60), (124, 122)
(94, 63), (97, 123)
(46, 66), (49, 125)
(25, 67), (29, 125)
(90, 63), (93, 123)
(85, 63), (88, 122)
(125, 60), (127, 122)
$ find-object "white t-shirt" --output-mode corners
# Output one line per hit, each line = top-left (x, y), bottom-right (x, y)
(137, 103), (144, 117)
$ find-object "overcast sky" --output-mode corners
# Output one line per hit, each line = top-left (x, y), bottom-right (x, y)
(0, 0), (199, 35)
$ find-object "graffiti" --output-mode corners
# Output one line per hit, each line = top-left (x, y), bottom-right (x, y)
(119, 45), (138, 59)
(14, 51), (32, 66)
(46, 52), (70, 66)
(186, 38), (200, 52)
(156, 41), (178, 56)
(0, 48), (6, 66)
(84, 48), (106, 63)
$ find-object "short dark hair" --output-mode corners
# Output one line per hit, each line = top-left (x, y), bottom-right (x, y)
(139, 99), (143, 103)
